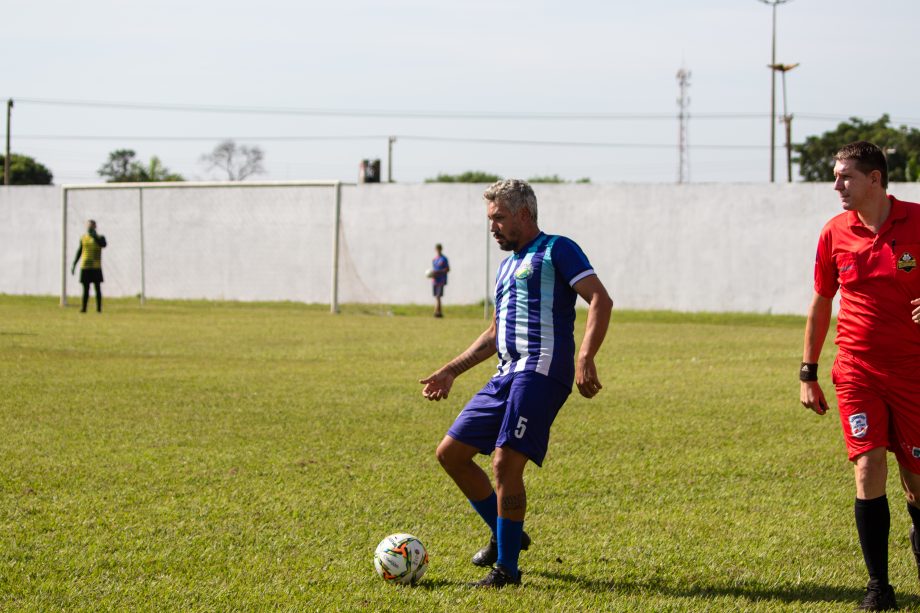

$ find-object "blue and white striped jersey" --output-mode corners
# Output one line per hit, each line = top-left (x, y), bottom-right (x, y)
(493, 232), (595, 386)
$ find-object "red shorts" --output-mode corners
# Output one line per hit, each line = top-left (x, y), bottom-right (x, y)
(832, 349), (920, 471)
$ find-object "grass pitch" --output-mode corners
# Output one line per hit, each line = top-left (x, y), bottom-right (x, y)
(1, 295), (918, 611)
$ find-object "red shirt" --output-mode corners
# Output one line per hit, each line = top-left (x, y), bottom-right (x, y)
(815, 196), (920, 362)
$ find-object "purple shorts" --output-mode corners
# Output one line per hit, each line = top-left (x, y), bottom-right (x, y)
(447, 371), (570, 466)
(432, 283), (445, 297)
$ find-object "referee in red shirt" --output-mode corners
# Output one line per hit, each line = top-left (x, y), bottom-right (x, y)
(801, 141), (920, 611)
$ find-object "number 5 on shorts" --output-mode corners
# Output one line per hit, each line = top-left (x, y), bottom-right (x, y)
(514, 416), (528, 439)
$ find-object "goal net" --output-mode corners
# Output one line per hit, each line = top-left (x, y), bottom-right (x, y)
(61, 181), (347, 309)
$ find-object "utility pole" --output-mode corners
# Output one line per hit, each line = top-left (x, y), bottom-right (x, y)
(387, 136), (396, 183)
(769, 62), (799, 182)
(757, 0), (791, 183)
(4, 99), (12, 186)
(676, 67), (691, 184)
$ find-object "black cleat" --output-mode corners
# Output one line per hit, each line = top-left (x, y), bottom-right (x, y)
(857, 582), (897, 611)
(471, 531), (531, 567)
(910, 524), (920, 582)
(470, 565), (521, 588)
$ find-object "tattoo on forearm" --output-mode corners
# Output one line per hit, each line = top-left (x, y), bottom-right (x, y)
(448, 338), (493, 376)
(501, 493), (527, 511)
(450, 351), (478, 375)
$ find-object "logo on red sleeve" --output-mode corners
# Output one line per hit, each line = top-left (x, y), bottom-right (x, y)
(897, 251), (916, 273)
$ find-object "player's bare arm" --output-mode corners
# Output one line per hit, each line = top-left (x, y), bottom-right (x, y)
(800, 291), (832, 415)
(420, 315), (497, 401)
(572, 275), (613, 399)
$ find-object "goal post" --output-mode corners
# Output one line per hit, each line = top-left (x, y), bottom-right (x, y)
(61, 180), (348, 312)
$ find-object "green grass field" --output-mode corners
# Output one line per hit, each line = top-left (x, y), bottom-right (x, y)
(1, 295), (918, 611)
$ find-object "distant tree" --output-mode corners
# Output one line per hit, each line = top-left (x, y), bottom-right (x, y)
(425, 171), (502, 183)
(98, 149), (143, 182)
(527, 175), (591, 184)
(528, 174), (565, 183)
(200, 140), (265, 181)
(795, 114), (920, 182)
(142, 156), (184, 182)
(0, 153), (53, 185)
(97, 149), (183, 182)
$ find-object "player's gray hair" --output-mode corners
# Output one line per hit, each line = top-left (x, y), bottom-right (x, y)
(483, 179), (538, 224)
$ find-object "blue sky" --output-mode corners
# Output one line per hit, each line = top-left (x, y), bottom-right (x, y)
(4, 0), (920, 183)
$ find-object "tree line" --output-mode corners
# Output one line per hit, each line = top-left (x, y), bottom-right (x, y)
(1, 140), (264, 185)
(5, 117), (920, 184)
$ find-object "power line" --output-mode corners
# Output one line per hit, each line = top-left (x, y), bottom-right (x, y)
(5, 96), (919, 126)
(6, 96), (763, 120)
(13, 133), (780, 150)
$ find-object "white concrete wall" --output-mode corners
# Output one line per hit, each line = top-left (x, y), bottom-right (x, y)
(3, 182), (919, 314)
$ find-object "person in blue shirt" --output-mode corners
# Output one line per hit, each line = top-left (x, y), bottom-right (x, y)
(431, 243), (450, 318)
(420, 179), (613, 587)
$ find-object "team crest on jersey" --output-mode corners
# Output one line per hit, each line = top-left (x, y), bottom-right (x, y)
(514, 264), (534, 280)
(849, 413), (868, 439)
(897, 251), (917, 273)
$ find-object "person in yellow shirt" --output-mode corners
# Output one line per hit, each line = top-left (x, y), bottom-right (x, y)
(71, 220), (107, 313)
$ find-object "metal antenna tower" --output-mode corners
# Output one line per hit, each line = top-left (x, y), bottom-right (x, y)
(676, 67), (691, 184)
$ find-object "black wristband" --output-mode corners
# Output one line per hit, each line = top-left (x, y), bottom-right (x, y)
(799, 362), (818, 382)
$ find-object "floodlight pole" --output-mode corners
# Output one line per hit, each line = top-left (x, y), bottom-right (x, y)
(387, 136), (396, 183)
(769, 62), (799, 183)
(4, 99), (12, 186)
(757, 0), (791, 183)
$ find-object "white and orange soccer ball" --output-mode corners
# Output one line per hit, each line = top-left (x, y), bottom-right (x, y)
(373, 533), (428, 585)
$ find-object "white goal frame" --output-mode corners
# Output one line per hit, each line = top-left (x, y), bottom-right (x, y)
(61, 180), (349, 313)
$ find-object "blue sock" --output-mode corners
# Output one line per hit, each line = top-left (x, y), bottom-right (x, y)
(468, 491), (498, 535)
(496, 517), (524, 576)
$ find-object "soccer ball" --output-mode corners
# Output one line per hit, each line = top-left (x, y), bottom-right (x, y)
(425, 268), (436, 278)
(374, 533), (428, 585)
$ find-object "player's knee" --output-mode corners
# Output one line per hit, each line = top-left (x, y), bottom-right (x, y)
(854, 449), (887, 490)
(491, 456), (508, 484)
(491, 455), (524, 486)
(435, 444), (450, 469)
(435, 440), (463, 472)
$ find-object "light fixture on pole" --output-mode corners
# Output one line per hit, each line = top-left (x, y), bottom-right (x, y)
(769, 62), (799, 182)
(757, 0), (792, 183)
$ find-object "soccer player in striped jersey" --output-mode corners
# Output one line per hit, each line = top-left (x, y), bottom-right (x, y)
(420, 179), (613, 587)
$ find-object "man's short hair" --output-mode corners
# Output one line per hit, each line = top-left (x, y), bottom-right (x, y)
(483, 179), (538, 224)
(835, 141), (889, 188)
(435, 243), (442, 251)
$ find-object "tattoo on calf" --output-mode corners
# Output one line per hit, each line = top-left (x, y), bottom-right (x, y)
(501, 493), (527, 511)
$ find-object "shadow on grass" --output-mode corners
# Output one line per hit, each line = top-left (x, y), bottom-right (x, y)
(414, 577), (466, 590)
(530, 570), (920, 608)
